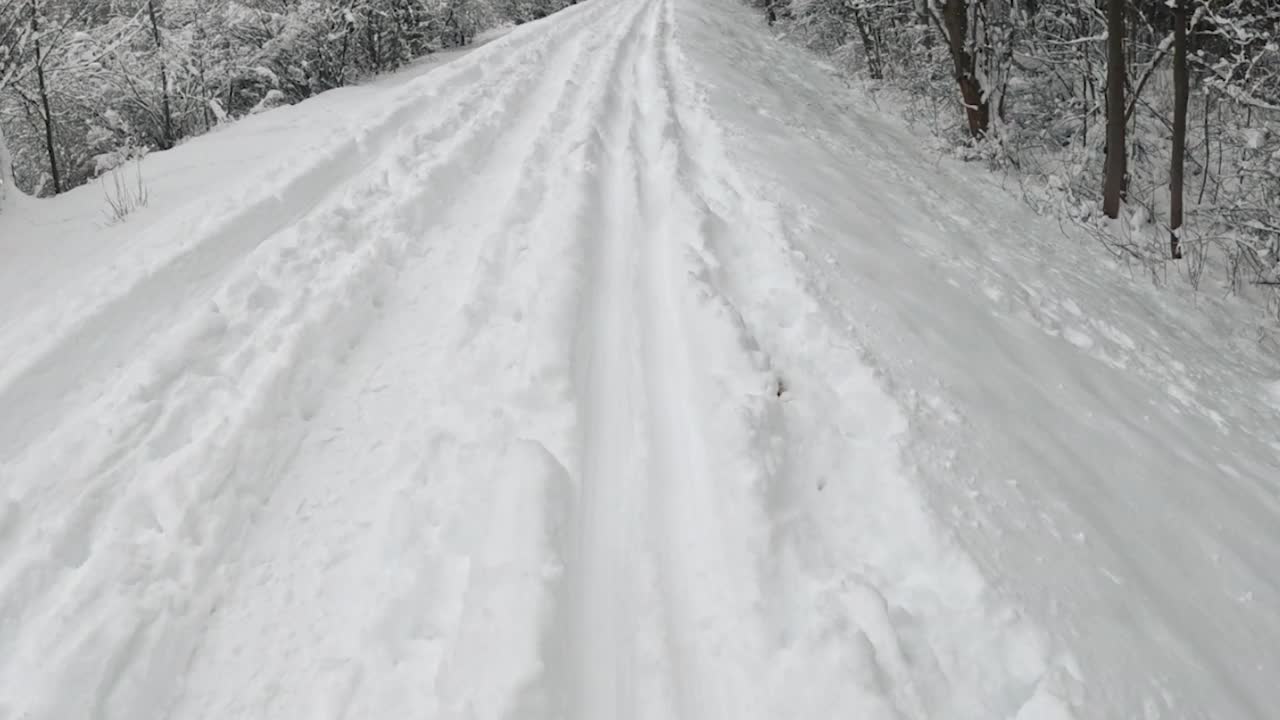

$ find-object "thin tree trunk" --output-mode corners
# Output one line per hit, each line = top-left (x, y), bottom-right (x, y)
(851, 9), (883, 80)
(1169, 0), (1187, 258)
(1102, 0), (1127, 219)
(339, 31), (351, 85)
(1080, 5), (1092, 147)
(31, 0), (60, 195)
(0, 122), (15, 205)
(1126, 0), (1137, 71)
(193, 14), (212, 130)
(199, 60), (211, 130)
(367, 11), (381, 72)
(147, 0), (175, 149)
(1197, 88), (1211, 204)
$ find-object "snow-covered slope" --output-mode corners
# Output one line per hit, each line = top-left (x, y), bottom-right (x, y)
(1, 0), (1278, 718)
(675, 1), (1280, 717)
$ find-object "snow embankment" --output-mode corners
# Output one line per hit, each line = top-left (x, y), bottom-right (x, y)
(650, 6), (1083, 717)
(676, 0), (1280, 716)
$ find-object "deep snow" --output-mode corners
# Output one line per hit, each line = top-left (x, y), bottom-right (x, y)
(1, 0), (1279, 718)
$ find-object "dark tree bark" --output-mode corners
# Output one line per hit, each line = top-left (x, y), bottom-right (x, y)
(338, 26), (351, 84)
(1102, 0), (1127, 218)
(851, 9), (884, 79)
(0, 122), (14, 204)
(146, 0), (175, 149)
(1169, 0), (1188, 258)
(366, 10), (382, 72)
(942, 0), (990, 138)
(31, 0), (60, 194)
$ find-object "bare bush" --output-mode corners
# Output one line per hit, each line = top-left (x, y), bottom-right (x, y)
(101, 158), (148, 224)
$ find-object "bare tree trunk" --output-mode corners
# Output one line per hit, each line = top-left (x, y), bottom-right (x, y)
(941, 0), (990, 138)
(31, 0), (60, 195)
(366, 10), (381, 72)
(1197, 87), (1211, 204)
(146, 0), (175, 149)
(339, 30), (351, 84)
(1102, 0), (1126, 219)
(1169, 0), (1187, 258)
(193, 7), (213, 131)
(0, 121), (15, 206)
(851, 9), (883, 80)
(980, 0), (1012, 128)
(198, 60), (211, 131)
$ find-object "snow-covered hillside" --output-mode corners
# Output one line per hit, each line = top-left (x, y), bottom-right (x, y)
(1, 0), (1278, 718)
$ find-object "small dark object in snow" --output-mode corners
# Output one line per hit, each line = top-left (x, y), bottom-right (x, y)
(775, 377), (786, 398)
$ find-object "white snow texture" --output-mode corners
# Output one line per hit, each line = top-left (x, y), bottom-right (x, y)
(1, 0), (1278, 719)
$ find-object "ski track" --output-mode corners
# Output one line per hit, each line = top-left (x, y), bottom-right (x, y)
(3, 0), (1198, 717)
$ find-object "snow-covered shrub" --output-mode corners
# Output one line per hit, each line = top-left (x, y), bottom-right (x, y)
(101, 157), (149, 224)
(0, 0), (565, 200)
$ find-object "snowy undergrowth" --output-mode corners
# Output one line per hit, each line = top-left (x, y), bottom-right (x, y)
(768, 12), (1280, 329)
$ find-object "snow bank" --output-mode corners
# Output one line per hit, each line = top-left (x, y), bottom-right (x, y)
(672, 0), (1280, 716)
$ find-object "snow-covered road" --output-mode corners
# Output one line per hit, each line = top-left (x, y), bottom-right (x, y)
(3, 0), (1279, 717)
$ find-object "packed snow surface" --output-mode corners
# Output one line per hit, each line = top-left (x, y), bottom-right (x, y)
(2, 0), (1279, 718)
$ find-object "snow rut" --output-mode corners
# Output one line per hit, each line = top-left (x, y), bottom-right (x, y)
(167, 0), (657, 717)
(563, 0), (778, 717)
(0, 2), (627, 718)
(565, 2), (652, 717)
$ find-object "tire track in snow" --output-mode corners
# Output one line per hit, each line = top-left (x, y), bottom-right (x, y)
(166, 0), (641, 709)
(641, 54), (933, 711)
(630, 2), (780, 718)
(168, 2), (653, 718)
(448, 0), (648, 345)
(403, 1), (659, 716)
(425, 2), (686, 715)
(565, 1), (771, 717)
(563, 0), (665, 717)
(0, 4), (630, 718)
